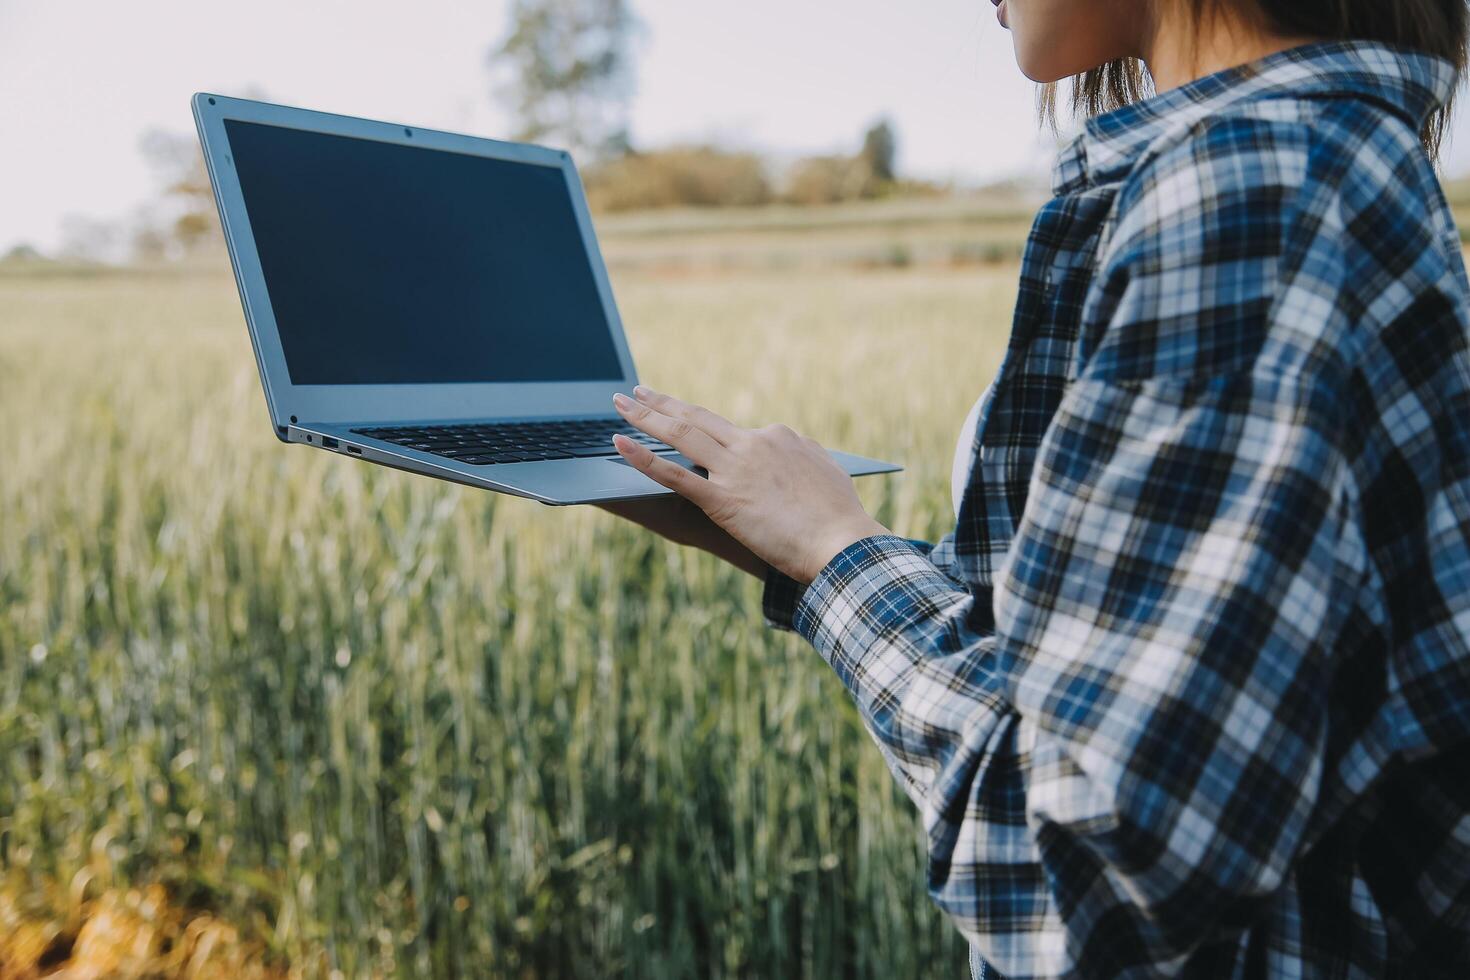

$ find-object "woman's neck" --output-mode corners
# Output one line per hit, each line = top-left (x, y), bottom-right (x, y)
(1143, 4), (1327, 92)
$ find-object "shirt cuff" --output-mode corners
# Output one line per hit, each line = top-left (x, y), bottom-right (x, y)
(796, 534), (958, 649)
(761, 537), (936, 633)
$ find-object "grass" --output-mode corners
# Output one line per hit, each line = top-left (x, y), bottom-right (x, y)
(0, 240), (1018, 976)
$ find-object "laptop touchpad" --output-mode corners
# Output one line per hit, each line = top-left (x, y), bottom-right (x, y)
(608, 452), (708, 478)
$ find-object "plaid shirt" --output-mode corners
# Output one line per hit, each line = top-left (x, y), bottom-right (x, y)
(764, 41), (1470, 978)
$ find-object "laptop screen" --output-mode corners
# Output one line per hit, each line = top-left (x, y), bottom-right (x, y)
(223, 119), (624, 386)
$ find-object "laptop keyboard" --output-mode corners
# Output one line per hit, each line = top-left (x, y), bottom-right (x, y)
(350, 417), (673, 465)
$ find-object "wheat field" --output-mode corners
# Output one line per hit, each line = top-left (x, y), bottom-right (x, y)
(0, 248), (1017, 977)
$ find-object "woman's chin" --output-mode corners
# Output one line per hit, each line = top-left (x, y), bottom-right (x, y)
(1009, 28), (1125, 85)
(1013, 50), (1084, 85)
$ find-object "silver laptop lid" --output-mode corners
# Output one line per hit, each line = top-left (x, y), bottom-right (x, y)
(192, 93), (639, 433)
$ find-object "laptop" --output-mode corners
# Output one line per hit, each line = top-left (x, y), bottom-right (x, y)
(192, 93), (901, 505)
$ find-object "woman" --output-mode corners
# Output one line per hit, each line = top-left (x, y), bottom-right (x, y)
(601, 1), (1470, 976)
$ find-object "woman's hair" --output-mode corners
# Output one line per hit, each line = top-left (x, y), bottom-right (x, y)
(1044, 0), (1469, 158)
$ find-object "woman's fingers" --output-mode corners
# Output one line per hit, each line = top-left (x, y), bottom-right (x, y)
(611, 433), (726, 510)
(613, 392), (730, 466)
(631, 385), (744, 446)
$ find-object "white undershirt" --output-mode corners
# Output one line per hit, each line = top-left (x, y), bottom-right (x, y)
(950, 379), (994, 517)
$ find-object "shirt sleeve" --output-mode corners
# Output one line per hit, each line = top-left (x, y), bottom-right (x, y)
(791, 371), (1361, 977)
(783, 117), (1374, 976)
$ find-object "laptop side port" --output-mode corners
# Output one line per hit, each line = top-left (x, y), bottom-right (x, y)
(347, 445), (362, 455)
(321, 436), (340, 450)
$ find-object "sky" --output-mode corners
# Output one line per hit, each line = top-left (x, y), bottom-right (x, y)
(3, 0), (1469, 256)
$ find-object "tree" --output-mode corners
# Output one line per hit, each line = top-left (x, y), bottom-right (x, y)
(490, 0), (639, 162)
(1, 243), (44, 264)
(859, 118), (897, 184)
(137, 129), (221, 258)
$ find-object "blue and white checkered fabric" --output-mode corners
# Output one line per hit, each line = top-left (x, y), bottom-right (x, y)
(765, 41), (1470, 978)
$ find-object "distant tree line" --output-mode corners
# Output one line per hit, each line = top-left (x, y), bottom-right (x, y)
(5, 1), (938, 266)
(580, 117), (935, 212)
(491, 1), (937, 210)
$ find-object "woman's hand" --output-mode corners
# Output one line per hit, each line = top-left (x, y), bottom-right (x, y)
(608, 385), (890, 585)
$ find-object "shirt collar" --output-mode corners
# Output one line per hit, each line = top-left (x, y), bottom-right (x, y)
(1053, 40), (1460, 195)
